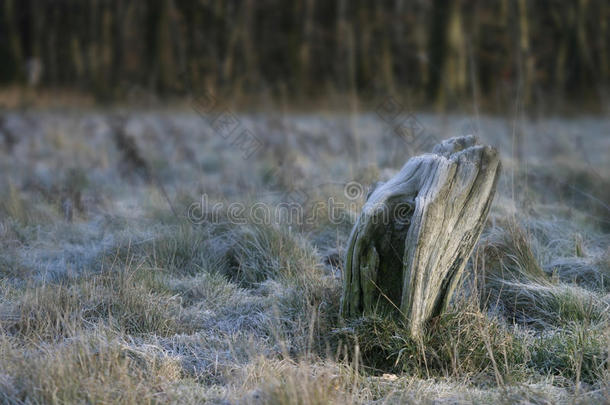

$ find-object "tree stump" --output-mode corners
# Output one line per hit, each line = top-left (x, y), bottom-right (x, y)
(341, 135), (501, 338)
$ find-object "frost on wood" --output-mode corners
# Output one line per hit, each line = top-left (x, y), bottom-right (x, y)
(341, 135), (501, 338)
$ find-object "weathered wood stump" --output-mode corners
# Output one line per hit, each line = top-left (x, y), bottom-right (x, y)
(341, 135), (501, 338)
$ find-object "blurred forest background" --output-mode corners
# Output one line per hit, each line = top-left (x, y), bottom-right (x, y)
(0, 0), (609, 112)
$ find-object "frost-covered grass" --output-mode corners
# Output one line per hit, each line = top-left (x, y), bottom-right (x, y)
(0, 110), (608, 404)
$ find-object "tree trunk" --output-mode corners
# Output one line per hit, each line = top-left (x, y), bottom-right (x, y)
(341, 136), (501, 338)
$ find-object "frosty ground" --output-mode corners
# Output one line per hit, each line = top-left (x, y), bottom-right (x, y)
(0, 110), (608, 404)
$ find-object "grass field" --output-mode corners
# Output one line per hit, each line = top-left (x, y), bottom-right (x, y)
(0, 109), (608, 404)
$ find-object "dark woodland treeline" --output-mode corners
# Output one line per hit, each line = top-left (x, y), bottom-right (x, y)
(1, 0), (608, 110)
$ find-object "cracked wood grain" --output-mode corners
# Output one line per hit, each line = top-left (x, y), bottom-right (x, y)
(341, 135), (501, 338)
